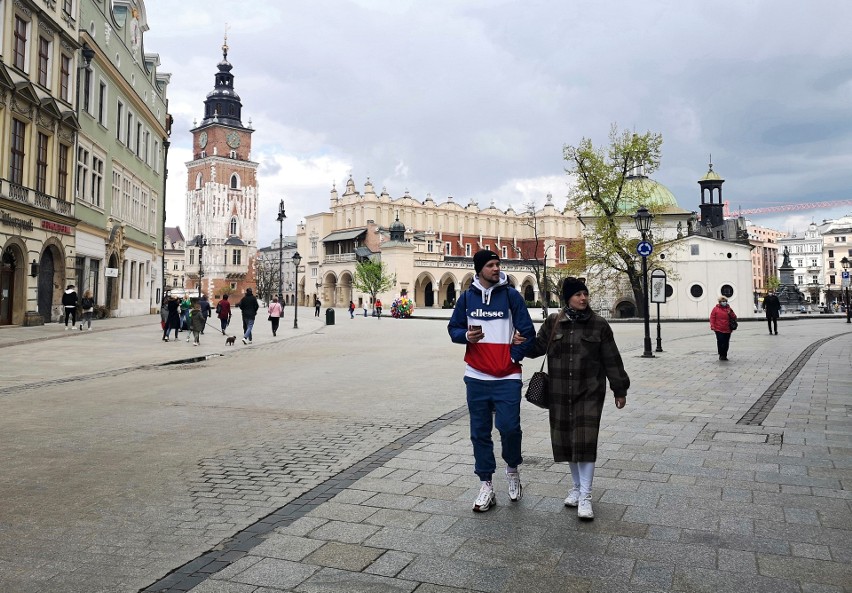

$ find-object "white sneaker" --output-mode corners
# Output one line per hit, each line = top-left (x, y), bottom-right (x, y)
(564, 487), (581, 507)
(242, 338), (247, 345)
(65, 326), (69, 331)
(506, 469), (522, 502)
(472, 482), (496, 512)
(193, 343), (199, 347)
(577, 495), (594, 520)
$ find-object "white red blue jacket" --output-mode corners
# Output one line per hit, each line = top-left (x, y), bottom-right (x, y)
(447, 272), (536, 380)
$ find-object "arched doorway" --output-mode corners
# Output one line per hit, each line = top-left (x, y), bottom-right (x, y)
(523, 285), (534, 302)
(37, 249), (57, 321)
(339, 271), (354, 306)
(615, 301), (636, 318)
(105, 253), (119, 311)
(1, 246), (22, 325)
(423, 282), (434, 307)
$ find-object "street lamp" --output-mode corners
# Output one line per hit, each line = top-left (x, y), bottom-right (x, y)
(842, 257), (851, 324)
(292, 251), (302, 329)
(194, 234), (207, 298)
(633, 206), (654, 358)
(277, 199), (286, 304)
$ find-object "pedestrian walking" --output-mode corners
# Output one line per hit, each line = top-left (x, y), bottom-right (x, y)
(189, 302), (204, 346)
(199, 295), (212, 334)
(79, 290), (95, 331)
(447, 249), (536, 512)
(268, 296), (282, 336)
(524, 277), (629, 520)
(62, 284), (78, 329)
(314, 297), (321, 317)
(348, 300), (355, 319)
(762, 290), (781, 335)
(238, 287), (259, 344)
(375, 298), (383, 318)
(215, 294), (232, 334)
(179, 296), (192, 331)
(163, 295), (180, 342)
(710, 295), (737, 361)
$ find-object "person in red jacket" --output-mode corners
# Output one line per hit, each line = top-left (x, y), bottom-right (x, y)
(709, 296), (737, 361)
(216, 294), (232, 335)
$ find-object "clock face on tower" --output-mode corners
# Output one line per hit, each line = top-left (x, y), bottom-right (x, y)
(199, 131), (208, 148)
(226, 132), (241, 148)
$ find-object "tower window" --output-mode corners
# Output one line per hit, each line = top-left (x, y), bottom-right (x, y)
(229, 217), (237, 235)
(195, 172), (202, 190)
(230, 173), (240, 189)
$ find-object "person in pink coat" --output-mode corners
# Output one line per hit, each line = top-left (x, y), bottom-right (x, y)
(268, 296), (283, 336)
(709, 296), (737, 361)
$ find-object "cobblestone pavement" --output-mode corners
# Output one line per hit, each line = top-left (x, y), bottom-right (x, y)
(0, 311), (850, 592)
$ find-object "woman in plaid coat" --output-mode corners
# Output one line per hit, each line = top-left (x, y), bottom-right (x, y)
(525, 277), (629, 520)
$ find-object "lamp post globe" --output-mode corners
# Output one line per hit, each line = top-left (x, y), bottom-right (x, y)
(633, 206), (654, 358)
(292, 251), (302, 329)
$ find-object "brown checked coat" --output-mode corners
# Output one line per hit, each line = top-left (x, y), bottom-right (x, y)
(527, 309), (630, 463)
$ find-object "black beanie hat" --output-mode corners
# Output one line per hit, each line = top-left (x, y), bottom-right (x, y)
(473, 249), (501, 274)
(562, 277), (588, 301)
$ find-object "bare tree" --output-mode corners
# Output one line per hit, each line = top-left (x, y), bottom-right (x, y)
(254, 257), (281, 304)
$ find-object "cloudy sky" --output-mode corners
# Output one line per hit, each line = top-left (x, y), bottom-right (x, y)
(141, 0), (851, 245)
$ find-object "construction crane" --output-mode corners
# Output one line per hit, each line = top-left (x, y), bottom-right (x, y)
(724, 199), (852, 218)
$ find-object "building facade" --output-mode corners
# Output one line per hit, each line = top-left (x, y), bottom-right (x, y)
(256, 235), (297, 305)
(184, 40), (258, 300)
(818, 214), (852, 307)
(163, 225), (184, 291)
(76, 0), (170, 316)
(747, 223), (785, 305)
(778, 222), (823, 305)
(296, 177), (583, 310)
(1, 0), (81, 325)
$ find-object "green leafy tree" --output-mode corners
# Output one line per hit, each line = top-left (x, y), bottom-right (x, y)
(564, 124), (670, 316)
(765, 275), (780, 292)
(354, 259), (396, 312)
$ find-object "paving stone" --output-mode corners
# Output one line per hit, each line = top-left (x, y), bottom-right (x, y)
(307, 520), (382, 544)
(307, 502), (379, 523)
(364, 550), (415, 577)
(718, 548), (758, 573)
(416, 514), (460, 534)
(398, 554), (510, 593)
(364, 508), (431, 530)
(556, 551), (634, 582)
(673, 565), (800, 593)
(499, 567), (595, 593)
(277, 516), (329, 537)
(757, 553), (852, 587)
(363, 493), (425, 511)
(303, 541), (384, 571)
(250, 534), (326, 561)
(630, 560), (674, 589)
(364, 527), (467, 557)
(228, 557), (318, 588)
(790, 542), (833, 560)
(783, 507), (821, 525)
(298, 566), (418, 593)
(187, 580), (257, 593)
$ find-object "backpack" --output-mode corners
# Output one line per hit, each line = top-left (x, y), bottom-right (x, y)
(82, 297), (94, 310)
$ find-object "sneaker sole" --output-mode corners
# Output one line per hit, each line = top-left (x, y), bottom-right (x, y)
(564, 500), (579, 507)
(472, 496), (496, 513)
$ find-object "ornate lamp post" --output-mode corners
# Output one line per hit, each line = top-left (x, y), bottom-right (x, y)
(842, 257), (851, 324)
(292, 252), (302, 329)
(276, 199), (286, 303)
(633, 206), (654, 358)
(194, 234), (207, 298)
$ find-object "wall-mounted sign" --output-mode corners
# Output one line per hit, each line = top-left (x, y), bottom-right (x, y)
(41, 220), (72, 235)
(105, 268), (119, 278)
(0, 210), (34, 231)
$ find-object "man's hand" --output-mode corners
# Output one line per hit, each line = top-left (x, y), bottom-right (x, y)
(467, 326), (484, 343)
(614, 397), (626, 409)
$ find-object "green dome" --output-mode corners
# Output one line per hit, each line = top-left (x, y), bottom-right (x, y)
(618, 176), (680, 214)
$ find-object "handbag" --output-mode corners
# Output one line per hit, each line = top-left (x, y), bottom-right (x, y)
(729, 318), (738, 331)
(524, 312), (562, 409)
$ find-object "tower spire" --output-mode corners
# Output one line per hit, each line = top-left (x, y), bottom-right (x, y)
(223, 23), (229, 59)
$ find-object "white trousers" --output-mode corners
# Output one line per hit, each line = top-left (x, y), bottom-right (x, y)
(568, 461), (595, 496)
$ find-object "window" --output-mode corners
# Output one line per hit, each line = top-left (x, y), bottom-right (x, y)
(812, 275), (818, 284)
(797, 276), (803, 285)
(195, 172), (202, 189)
(13, 16), (28, 71)
(232, 250), (241, 265)
(665, 284), (674, 298)
(720, 284), (734, 298)
(60, 54), (71, 102)
(62, 0), (73, 16)
(559, 244), (566, 263)
(501, 246), (508, 259)
(811, 259), (817, 267)
(829, 260), (835, 269)
(690, 244), (699, 256)
(445, 242), (452, 255)
(38, 37), (50, 87)
(97, 81), (106, 125)
(427, 240), (434, 253)
(796, 259), (802, 267)
(465, 244), (471, 257)
(829, 249), (834, 257)
(82, 67), (91, 113)
(9, 119), (26, 185)
(143, 130), (150, 164)
(689, 284), (704, 298)
(153, 141), (160, 173)
(189, 249), (195, 265)
(135, 122), (142, 155)
(126, 111), (132, 146)
(76, 147), (89, 200)
(36, 133), (48, 193)
(830, 274), (835, 285)
(116, 101), (123, 141)
(173, 261), (178, 271)
(91, 156), (104, 207)
(57, 144), (69, 200)
(229, 217), (237, 235)
(111, 170), (121, 218)
(230, 174), (239, 189)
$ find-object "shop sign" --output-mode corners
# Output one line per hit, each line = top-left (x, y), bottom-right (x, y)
(105, 268), (119, 277)
(0, 210), (34, 232)
(41, 220), (72, 235)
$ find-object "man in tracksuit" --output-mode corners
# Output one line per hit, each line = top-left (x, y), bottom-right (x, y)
(448, 249), (536, 512)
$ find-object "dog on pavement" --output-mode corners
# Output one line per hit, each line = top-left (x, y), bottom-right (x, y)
(225, 336), (236, 346)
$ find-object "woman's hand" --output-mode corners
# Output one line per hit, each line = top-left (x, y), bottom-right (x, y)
(614, 397), (626, 409)
(512, 330), (527, 345)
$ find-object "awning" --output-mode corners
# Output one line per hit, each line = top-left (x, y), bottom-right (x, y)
(322, 228), (367, 242)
